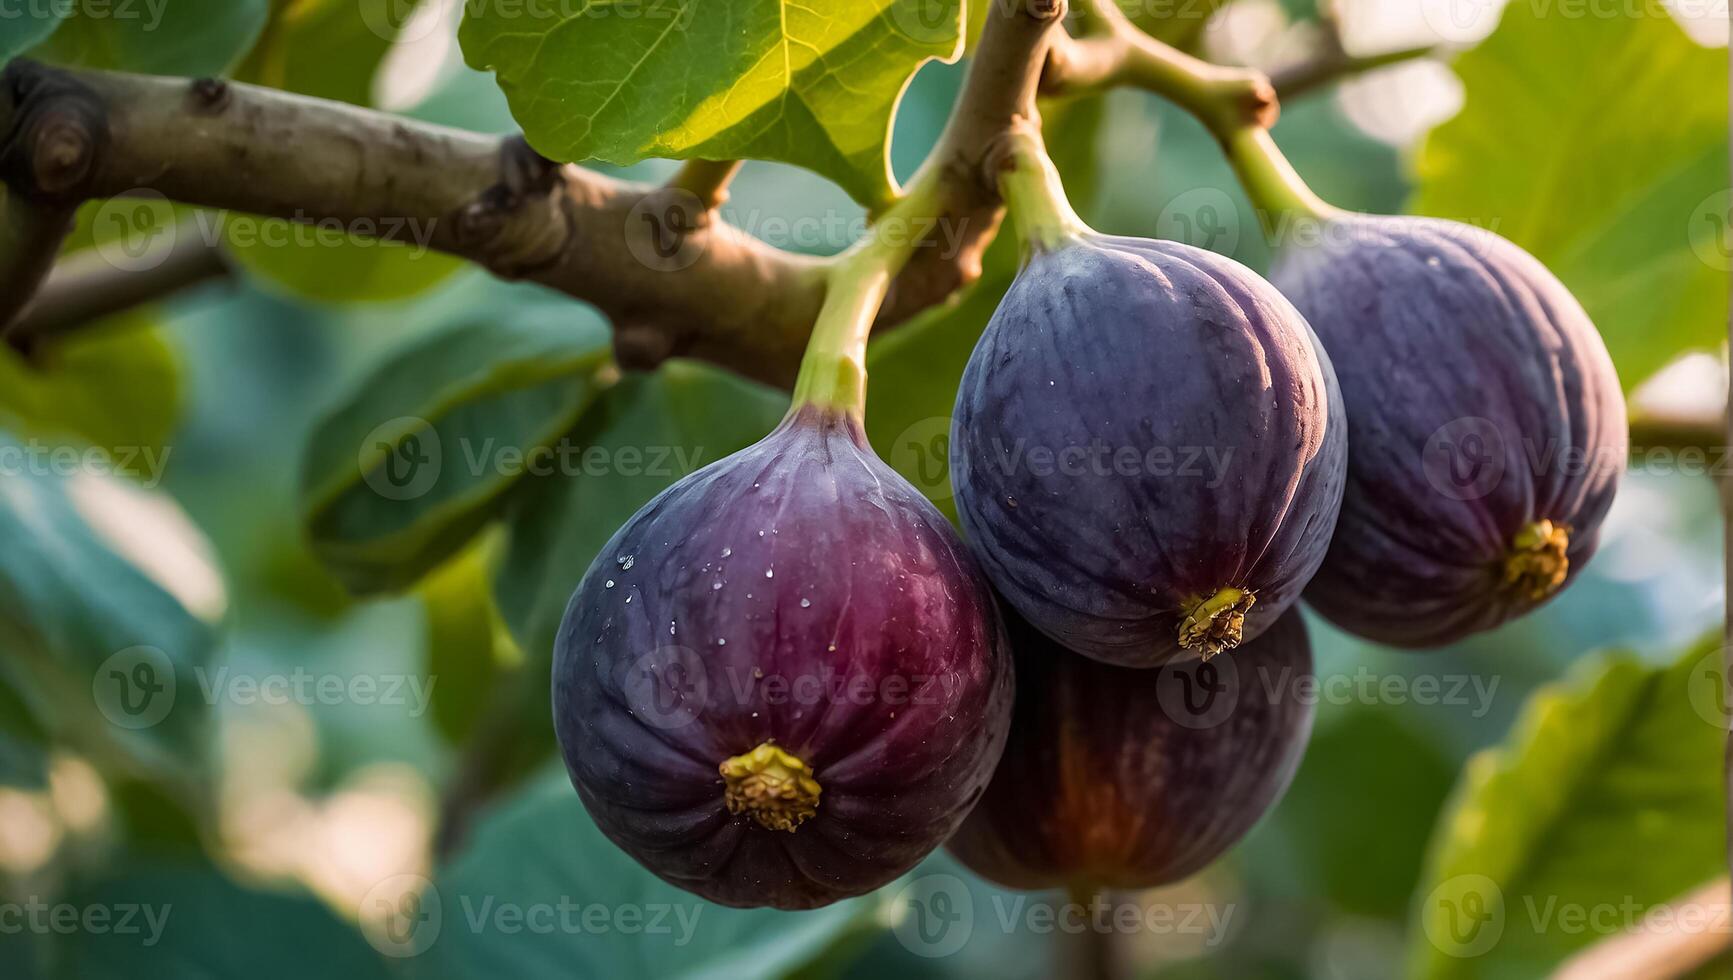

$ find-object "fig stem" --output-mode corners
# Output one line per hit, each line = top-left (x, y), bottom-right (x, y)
(1222, 127), (1341, 229)
(993, 123), (1091, 253)
(788, 169), (949, 416)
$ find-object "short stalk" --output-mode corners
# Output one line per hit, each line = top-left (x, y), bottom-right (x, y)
(1222, 127), (1341, 236)
(994, 126), (1091, 253)
(787, 175), (947, 417)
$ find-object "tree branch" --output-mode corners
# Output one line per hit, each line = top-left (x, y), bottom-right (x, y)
(0, 0), (1063, 388)
(7, 222), (229, 354)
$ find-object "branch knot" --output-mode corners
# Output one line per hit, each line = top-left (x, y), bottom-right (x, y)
(0, 60), (109, 202)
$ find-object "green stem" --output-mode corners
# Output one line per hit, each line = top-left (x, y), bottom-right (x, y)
(788, 176), (946, 417)
(995, 126), (1091, 253)
(1221, 127), (1340, 234)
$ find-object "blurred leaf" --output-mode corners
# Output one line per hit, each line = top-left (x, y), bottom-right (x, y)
(459, 0), (962, 209)
(237, 0), (426, 106)
(57, 866), (389, 978)
(226, 233), (464, 306)
(0, 315), (181, 471)
(1408, 636), (1727, 978)
(0, 4), (68, 61)
(1260, 706), (1457, 919)
(0, 429), (216, 778)
(28, 0), (269, 76)
(419, 770), (889, 979)
(1412, 4), (1728, 391)
(301, 317), (612, 596)
(495, 360), (787, 658)
(419, 530), (518, 746)
(866, 95), (1104, 515)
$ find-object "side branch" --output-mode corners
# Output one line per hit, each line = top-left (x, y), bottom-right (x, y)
(0, 61), (834, 385)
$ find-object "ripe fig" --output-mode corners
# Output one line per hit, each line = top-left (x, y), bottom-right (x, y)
(553, 405), (1014, 910)
(1269, 216), (1626, 646)
(947, 605), (1314, 891)
(951, 133), (1346, 667)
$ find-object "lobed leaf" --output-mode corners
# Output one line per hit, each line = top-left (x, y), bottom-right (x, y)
(459, 0), (964, 208)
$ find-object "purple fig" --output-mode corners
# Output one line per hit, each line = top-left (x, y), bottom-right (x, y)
(1269, 216), (1626, 646)
(553, 406), (1014, 910)
(952, 232), (1347, 667)
(947, 605), (1314, 890)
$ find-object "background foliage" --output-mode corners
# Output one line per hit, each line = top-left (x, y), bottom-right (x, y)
(0, 1), (1727, 978)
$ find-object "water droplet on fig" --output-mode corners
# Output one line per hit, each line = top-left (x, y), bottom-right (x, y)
(617, 554), (635, 570)
(765, 568), (774, 578)
(721, 547), (732, 558)
(605, 579), (615, 588)
(800, 598), (811, 608)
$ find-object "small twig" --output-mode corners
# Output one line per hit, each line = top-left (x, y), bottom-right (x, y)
(1550, 877), (1730, 979)
(1269, 43), (1440, 101)
(0, 192), (75, 341)
(668, 159), (744, 211)
(433, 665), (542, 859)
(7, 224), (230, 353)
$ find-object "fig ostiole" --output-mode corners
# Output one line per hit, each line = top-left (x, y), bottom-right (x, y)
(1228, 129), (1627, 647)
(947, 604), (1315, 892)
(951, 126), (1347, 667)
(553, 200), (1014, 910)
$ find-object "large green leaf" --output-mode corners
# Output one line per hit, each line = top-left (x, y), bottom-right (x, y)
(301, 317), (612, 596)
(416, 769), (889, 978)
(1407, 638), (1727, 979)
(1411, 4), (1728, 390)
(495, 359), (787, 657)
(57, 866), (390, 978)
(0, 430), (216, 778)
(459, 0), (963, 208)
(0, 315), (181, 472)
(28, 0), (269, 76)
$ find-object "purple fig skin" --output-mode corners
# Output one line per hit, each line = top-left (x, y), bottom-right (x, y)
(947, 605), (1314, 891)
(1269, 216), (1626, 647)
(951, 234), (1347, 667)
(552, 405), (1014, 910)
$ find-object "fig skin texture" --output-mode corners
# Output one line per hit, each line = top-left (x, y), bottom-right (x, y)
(947, 605), (1314, 891)
(1269, 216), (1626, 647)
(553, 405), (1014, 910)
(951, 234), (1347, 667)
